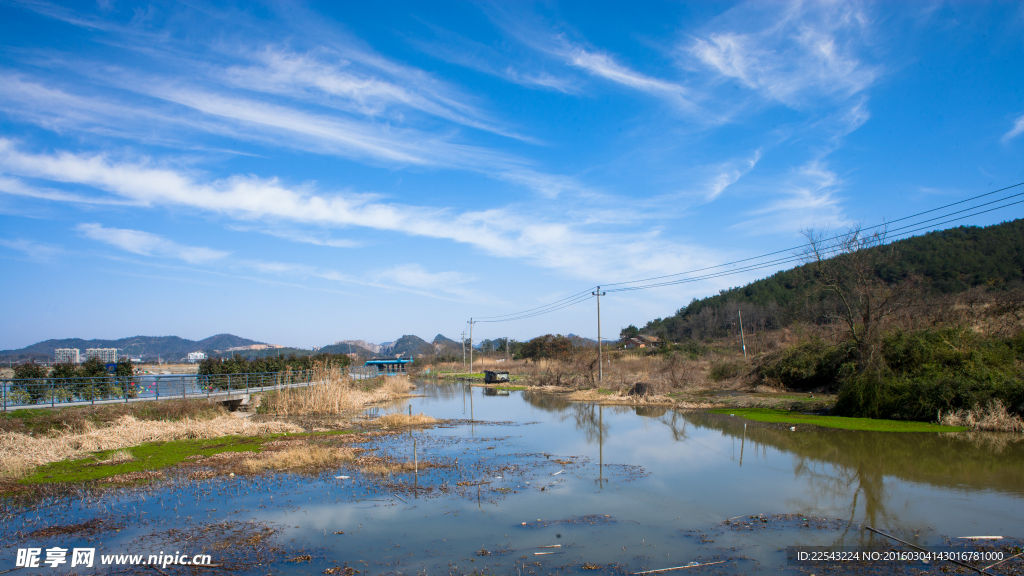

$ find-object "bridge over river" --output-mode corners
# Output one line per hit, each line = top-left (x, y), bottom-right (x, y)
(0, 365), (387, 411)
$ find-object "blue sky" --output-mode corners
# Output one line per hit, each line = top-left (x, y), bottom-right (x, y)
(1, 0), (1022, 350)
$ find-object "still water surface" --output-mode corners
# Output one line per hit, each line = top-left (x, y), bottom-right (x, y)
(7, 381), (1024, 574)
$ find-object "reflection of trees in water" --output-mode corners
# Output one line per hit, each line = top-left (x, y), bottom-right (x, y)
(677, 412), (1024, 543)
(522, 391), (573, 413)
(654, 410), (689, 442)
(521, 393), (612, 444)
(409, 380), (464, 401)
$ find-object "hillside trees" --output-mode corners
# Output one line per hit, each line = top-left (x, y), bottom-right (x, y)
(802, 226), (919, 375)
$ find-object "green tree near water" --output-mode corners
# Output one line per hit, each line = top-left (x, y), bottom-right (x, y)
(12, 361), (48, 403)
(517, 334), (573, 361)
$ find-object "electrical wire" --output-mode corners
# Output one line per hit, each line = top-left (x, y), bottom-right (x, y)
(469, 181), (1024, 323)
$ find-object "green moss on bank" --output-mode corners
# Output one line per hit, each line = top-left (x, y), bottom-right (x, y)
(19, 430), (355, 486)
(709, 408), (967, 432)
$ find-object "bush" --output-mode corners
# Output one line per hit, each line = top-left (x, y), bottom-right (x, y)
(517, 334), (574, 361)
(198, 353), (351, 376)
(12, 362), (48, 403)
(756, 338), (855, 392)
(832, 328), (1024, 420)
(709, 360), (743, 382)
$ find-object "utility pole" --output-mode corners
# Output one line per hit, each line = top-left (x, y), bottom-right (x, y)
(461, 330), (466, 367)
(469, 318), (475, 373)
(592, 286), (606, 381)
(738, 309), (747, 359)
(507, 337), (511, 362)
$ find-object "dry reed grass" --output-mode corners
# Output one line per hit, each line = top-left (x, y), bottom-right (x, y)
(102, 449), (135, 464)
(0, 415), (304, 478)
(242, 446), (358, 473)
(264, 364), (412, 416)
(373, 413), (437, 428)
(939, 399), (1024, 432)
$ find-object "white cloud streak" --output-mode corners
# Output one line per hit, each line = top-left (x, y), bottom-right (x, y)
(0, 237), (63, 262)
(707, 149), (761, 200)
(76, 223), (229, 263)
(736, 160), (849, 233)
(1002, 113), (1024, 144)
(0, 140), (725, 283)
(687, 1), (878, 108)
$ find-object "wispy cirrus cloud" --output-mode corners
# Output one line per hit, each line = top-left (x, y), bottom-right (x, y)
(221, 47), (531, 141)
(686, 0), (879, 108)
(225, 224), (362, 249)
(0, 237), (63, 262)
(1002, 113), (1024, 144)
(736, 160), (849, 234)
(706, 149), (761, 200)
(76, 222), (229, 263)
(563, 45), (698, 114)
(410, 26), (581, 94)
(0, 140), (726, 283)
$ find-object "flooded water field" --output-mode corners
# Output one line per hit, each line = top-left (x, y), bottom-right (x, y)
(4, 381), (1024, 575)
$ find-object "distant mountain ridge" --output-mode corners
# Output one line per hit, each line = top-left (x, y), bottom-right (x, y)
(0, 334), (264, 362)
(4, 332), (475, 363)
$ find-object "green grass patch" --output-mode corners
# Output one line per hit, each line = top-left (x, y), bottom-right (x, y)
(18, 430), (355, 485)
(596, 388), (617, 395)
(709, 408), (966, 432)
(492, 385), (526, 391)
(21, 435), (267, 485)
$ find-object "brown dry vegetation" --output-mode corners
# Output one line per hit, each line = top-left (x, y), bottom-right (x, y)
(372, 413), (437, 428)
(242, 446), (359, 473)
(0, 363), (419, 479)
(940, 400), (1024, 432)
(261, 364), (413, 416)
(0, 415), (304, 478)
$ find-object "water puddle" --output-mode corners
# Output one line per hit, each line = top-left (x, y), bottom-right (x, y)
(4, 381), (1023, 575)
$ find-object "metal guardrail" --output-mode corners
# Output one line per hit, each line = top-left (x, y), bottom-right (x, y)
(0, 365), (391, 410)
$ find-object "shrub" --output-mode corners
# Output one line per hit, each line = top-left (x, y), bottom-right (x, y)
(832, 328), (1024, 420)
(708, 360), (743, 382)
(756, 338), (855, 392)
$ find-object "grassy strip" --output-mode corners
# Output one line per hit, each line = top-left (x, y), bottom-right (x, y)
(19, 430), (353, 485)
(709, 408), (967, 432)
(493, 385), (527, 391)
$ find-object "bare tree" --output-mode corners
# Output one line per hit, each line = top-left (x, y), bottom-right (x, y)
(801, 225), (919, 373)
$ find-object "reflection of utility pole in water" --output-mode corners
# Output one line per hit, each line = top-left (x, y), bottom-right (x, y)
(599, 404), (604, 482)
(739, 422), (746, 467)
(593, 404), (607, 488)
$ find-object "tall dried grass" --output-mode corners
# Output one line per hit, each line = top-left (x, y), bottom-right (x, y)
(373, 413), (437, 428)
(0, 415), (304, 478)
(263, 364), (412, 416)
(939, 400), (1024, 432)
(243, 446), (357, 473)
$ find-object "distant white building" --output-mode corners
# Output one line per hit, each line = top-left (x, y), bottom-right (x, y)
(187, 351), (207, 363)
(55, 348), (80, 364)
(85, 348), (118, 363)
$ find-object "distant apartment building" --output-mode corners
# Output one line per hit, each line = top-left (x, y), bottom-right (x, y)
(187, 351), (207, 363)
(54, 348), (81, 364)
(85, 348), (118, 363)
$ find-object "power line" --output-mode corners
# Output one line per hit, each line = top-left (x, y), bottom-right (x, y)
(607, 195), (1024, 293)
(469, 181), (1024, 323)
(603, 181), (1024, 289)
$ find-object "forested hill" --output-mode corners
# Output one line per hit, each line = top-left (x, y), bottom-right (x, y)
(0, 334), (263, 362)
(642, 219), (1024, 340)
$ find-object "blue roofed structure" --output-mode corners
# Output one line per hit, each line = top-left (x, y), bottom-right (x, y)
(364, 358), (414, 374)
